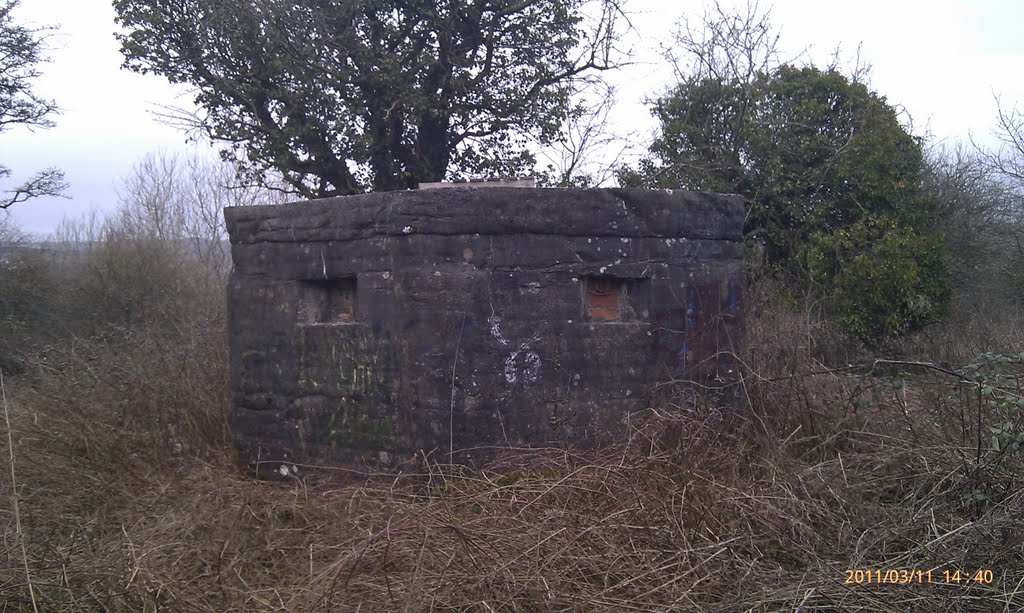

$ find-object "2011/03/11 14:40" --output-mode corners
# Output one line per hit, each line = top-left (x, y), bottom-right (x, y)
(844, 569), (995, 585)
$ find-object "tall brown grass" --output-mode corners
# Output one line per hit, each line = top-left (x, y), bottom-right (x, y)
(2, 237), (1024, 611)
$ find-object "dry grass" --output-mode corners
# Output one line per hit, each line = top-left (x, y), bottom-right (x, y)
(1, 282), (1024, 611)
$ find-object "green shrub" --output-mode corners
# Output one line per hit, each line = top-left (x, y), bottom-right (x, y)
(807, 218), (951, 343)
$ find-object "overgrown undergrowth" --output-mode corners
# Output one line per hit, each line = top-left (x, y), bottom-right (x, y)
(2, 289), (1024, 611)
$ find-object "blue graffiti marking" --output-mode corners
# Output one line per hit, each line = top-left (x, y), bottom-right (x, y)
(674, 286), (697, 378)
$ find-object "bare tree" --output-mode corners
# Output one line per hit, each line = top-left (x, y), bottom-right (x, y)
(536, 82), (635, 187)
(114, 150), (289, 279)
(924, 143), (1016, 290)
(667, 0), (780, 86)
(0, 0), (66, 209)
(0, 210), (24, 244)
(986, 101), (1024, 191)
(972, 100), (1024, 300)
(46, 152), (288, 329)
(625, 0), (784, 193)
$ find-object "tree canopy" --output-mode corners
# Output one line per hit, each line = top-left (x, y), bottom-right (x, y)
(113, 0), (624, 198)
(623, 63), (950, 342)
(0, 0), (66, 209)
(626, 65), (931, 262)
(620, 2), (950, 342)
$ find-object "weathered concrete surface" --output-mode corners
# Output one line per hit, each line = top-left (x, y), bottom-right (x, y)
(418, 177), (535, 189)
(225, 188), (745, 474)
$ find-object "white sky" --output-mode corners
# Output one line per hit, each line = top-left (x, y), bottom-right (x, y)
(3, 0), (1024, 235)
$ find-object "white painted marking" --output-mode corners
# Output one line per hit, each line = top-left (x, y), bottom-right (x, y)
(524, 351), (541, 382)
(488, 317), (509, 346)
(504, 354), (519, 383)
(491, 316), (543, 387)
(504, 349), (542, 384)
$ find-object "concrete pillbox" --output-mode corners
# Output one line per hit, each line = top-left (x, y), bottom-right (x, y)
(225, 187), (745, 475)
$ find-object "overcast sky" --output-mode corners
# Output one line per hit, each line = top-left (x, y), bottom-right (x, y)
(4, 0), (1024, 236)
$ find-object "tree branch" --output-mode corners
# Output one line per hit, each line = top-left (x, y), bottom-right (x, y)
(0, 167), (68, 209)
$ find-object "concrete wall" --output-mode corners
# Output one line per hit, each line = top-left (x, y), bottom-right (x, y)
(225, 187), (745, 474)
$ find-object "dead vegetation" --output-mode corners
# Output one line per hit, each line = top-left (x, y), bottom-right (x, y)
(2, 241), (1024, 612)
